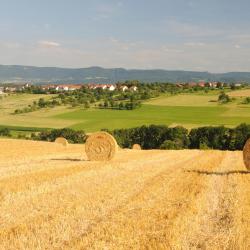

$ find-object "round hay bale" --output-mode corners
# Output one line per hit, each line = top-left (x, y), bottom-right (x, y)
(243, 138), (250, 170)
(55, 137), (68, 147)
(85, 132), (118, 161)
(132, 144), (141, 150)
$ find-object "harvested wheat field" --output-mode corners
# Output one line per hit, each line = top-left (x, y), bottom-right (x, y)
(0, 139), (249, 250)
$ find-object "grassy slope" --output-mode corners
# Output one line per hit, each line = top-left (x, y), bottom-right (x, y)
(0, 94), (76, 129)
(0, 90), (250, 132)
(145, 93), (219, 106)
(227, 89), (250, 97)
(55, 104), (250, 131)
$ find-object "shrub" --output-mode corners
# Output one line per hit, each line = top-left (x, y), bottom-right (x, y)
(0, 128), (11, 137)
(218, 92), (231, 103)
(242, 97), (250, 104)
(228, 123), (250, 150)
(108, 124), (250, 150)
(189, 126), (230, 150)
(33, 128), (86, 144)
(160, 139), (183, 149)
(108, 125), (189, 149)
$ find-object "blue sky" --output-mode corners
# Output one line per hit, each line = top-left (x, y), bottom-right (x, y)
(0, 0), (250, 72)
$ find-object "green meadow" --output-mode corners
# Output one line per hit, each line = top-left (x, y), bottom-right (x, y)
(0, 90), (250, 134)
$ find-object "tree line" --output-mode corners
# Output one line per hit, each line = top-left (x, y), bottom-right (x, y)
(14, 82), (250, 114)
(31, 128), (86, 144)
(1, 124), (249, 150)
(104, 123), (250, 150)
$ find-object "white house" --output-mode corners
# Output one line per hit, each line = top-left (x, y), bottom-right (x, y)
(121, 86), (128, 92)
(4, 87), (16, 92)
(130, 86), (138, 91)
(108, 85), (116, 91)
(0, 87), (4, 95)
(63, 86), (69, 91)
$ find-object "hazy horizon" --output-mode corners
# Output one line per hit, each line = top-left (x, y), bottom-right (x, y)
(1, 0), (250, 73)
(2, 64), (250, 74)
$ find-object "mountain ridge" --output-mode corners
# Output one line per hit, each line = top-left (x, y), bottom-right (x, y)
(0, 65), (250, 84)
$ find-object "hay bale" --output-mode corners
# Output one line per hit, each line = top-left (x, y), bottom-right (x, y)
(55, 137), (68, 147)
(243, 139), (250, 170)
(132, 144), (141, 150)
(85, 132), (118, 161)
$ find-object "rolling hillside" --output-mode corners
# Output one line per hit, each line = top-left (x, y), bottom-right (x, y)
(1, 65), (250, 83)
(1, 92), (250, 133)
(0, 139), (249, 249)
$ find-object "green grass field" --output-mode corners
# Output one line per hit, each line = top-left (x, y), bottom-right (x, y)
(145, 93), (219, 106)
(55, 104), (250, 131)
(0, 90), (249, 133)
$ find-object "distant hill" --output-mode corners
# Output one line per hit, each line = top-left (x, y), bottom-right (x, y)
(0, 65), (250, 84)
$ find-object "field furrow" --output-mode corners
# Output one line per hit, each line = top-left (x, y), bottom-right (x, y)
(174, 151), (250, 249)
(65, 151), (224, 249)
(0, 139), (249, 250)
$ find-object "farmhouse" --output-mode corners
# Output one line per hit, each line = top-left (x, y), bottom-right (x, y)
(100, 84), (107, 90)
(39, 83), (132, 92)
(41, 84), (82, 91)
(4, 87), (17, 92)
(107, 84), (116, 91)
(0, 87), (5, 95)
(129, 86), (138, 91)
(187, 82), (197, 88)
(68, 85), (82, 91)
(41, 85), (55, 90)
(235, 83), (242, 87)
(207, 82), (218, 88)
(120, 85), (129, 92)
(197, 82), (205, 87)
(86, 83), (116, 91)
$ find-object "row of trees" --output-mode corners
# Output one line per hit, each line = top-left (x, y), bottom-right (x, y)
(104, 123), (250, 150)
(0, 128), (11, 137)
(1, 124), (249, 150)
(13, 82), (250, 114)
(31, 128), (86, 144)
(98, 100), (141, 110)
(14, 98), (60, 114)
(14, 83), (179, 114)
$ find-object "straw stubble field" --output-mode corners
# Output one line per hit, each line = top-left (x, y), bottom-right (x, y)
(0, 139), (249, 249)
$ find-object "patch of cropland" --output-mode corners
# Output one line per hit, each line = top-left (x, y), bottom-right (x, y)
(0, 90), (250, 133)
(57, 104), (250, 131)
(0, 139), (249, 249)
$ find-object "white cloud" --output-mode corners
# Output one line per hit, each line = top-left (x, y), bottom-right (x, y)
(162, 46), (183, 53)
(109, 37), (119, 43)
(1, 38), (250, 73)
(38, 41), (60, 48)
(164, 19), (225, 39)
(109, 37), (139, 51)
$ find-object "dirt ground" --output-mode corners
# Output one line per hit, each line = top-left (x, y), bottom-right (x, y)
(0, 139), (249, 249)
